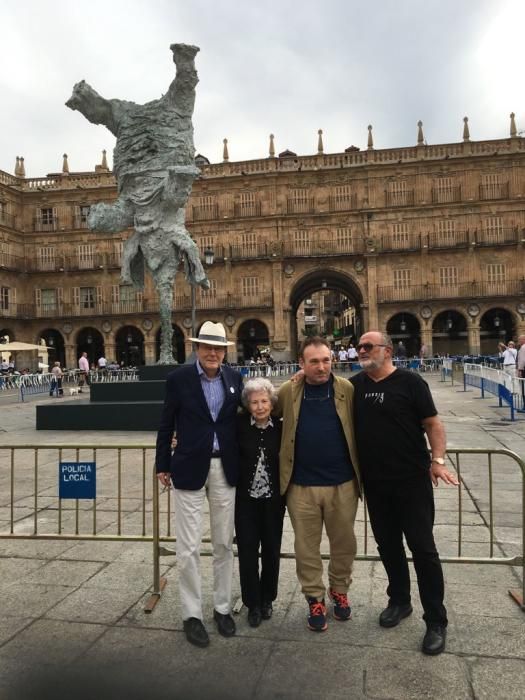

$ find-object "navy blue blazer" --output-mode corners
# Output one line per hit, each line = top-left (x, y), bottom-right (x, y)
(155, 363), (243, 489)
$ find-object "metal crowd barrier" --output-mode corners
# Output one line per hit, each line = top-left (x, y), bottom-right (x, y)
(463, 363), (525, 421)
(88, 369), (139, 383)
(230, 362), (300, 379)
(1, 444), (522, 613)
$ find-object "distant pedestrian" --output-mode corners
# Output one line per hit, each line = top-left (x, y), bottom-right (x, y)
(78, 352), (89, 392)
(501, 341), (517, 376)
(50, 361), (63, 397)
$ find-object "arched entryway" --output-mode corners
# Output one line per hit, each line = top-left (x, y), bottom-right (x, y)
(289, 269), (364, 360)
(115, 325), (145, 367)
(76, 327), (104, 367)
(432, 310), (468, 356)
(155, 324), (185, 363)
(386, 312), (421, 357)
(38, 328), (65, 367)
(479, 307), (515, 355)
(237, 320), (270, 362)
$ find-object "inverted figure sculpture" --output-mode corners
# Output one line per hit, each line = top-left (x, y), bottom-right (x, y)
(66, 44), (208, 363)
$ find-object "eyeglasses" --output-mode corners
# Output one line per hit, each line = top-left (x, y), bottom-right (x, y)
(356, 343), (387, 352)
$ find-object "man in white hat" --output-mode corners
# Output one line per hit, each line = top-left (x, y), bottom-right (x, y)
(156, 321), (243, 648)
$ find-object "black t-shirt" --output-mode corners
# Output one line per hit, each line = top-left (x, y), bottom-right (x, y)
(293, 376), (354, 486)
(351, 368), (437, 480)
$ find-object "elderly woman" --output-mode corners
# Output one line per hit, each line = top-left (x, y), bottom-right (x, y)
(236, 378), (285, 627)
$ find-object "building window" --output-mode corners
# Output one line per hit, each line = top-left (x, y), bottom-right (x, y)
(78, 244), (94, 269)
(38, 246), (55, 271)
(393, 269), (411, 288)
(387, 180), (409, 206)
(288, 188), (311, 213)
(392, 223), (409, 247)
(336, 227), (353, 251)
(293, 229), (310, 255)
(487, 263), (506, 283)
(193, 195), (217, 220)
(241, 232), (257, 256)
(36, 207), (57, 231)
(41, 288), (57, 312)
(242, 276), (259, 297)
(331, 185), (353, 210)
(238, 192), (258, 216)
(80, 287), (96, 309)
(0, 286), (10, 310)
(437, 219), (456, 242)
(484, 216), (503, 234)
(200, 279), (217, 298)
(439, 267), (458, 286)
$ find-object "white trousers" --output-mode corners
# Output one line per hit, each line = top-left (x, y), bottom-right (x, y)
(173, 458), (236, 621)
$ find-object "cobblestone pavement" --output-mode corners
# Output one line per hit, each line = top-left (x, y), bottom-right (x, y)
(0, 373), (523, 699)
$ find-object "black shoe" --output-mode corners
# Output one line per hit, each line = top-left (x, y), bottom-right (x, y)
(422, 624), (447, 655)
(379, 603), (413, 628)
(183, 617), (209, 648)
(261, 602), (273, 620)
(213, 610), (236, 637)
(247, 607), (262, 627)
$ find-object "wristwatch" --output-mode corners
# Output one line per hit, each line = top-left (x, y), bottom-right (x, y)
(431, 457), (445, 465)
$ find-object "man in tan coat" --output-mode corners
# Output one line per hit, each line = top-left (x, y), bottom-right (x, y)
(277, 336), (361, 632)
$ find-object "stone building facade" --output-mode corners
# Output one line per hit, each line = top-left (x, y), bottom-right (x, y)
(1, 120), (525, 367)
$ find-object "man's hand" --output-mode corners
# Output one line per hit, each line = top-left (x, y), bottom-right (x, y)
(157, 472), (171, 488)
(430, 463), (459, 487)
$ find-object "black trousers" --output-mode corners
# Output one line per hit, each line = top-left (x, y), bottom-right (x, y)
(235, 493), (285, 610)
(365, 473), (447, 626)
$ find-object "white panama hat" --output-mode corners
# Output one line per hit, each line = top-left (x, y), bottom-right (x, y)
(189, 321), (234, 346)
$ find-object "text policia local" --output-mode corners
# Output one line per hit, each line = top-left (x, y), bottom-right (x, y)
(61, 463), (92, 482)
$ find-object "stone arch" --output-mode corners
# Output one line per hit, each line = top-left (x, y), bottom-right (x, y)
(76, 327), (105, 367)
(432, 309), (468, 356)
(237, 319), (270, 362)
(115, 325), (145, 367)
(288, 268), (364, 359)
(479, 306), (516, 354)
(36, 328), (65, 368)
(385, 312), (421, 357)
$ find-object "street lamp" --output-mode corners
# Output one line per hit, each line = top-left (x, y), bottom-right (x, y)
(189, 248), (215, 357)
(400, 315), (407, 332)
(494, 315), (501, 328)
(446, 316), (453, 331)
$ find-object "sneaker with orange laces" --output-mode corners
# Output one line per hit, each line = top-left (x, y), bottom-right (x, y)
(329, 589), (351, 621)
(307, 597), (328, 632)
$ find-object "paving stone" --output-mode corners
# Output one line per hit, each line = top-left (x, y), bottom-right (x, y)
(469, 657), (525, 699)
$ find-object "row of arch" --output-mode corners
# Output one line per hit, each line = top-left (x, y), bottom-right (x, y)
(0, 320), (272, 367)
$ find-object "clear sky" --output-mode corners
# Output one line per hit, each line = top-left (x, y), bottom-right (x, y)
(2, 0), (524, 178)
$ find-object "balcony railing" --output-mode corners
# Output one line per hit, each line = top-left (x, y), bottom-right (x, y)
(73, 216), (90, 230)
(230, 242), (270, 260)
(380, 234), (422, 252)
(286, 198), (315, 214)
(377, 279), (525, 303)
(329, 193), (357, 211)
(64, 254), (106, 271)
(233, 201), (261, 218)
(283, 234), (365, 258)
(474, 228), (518, 246)
(0, 253), (23, 271)
(192, 204), (219, 221)
(25, 258), (66, 272)
(0, 211), (16, 228)
(385, 190), (415, 207)
(479, 182), (509, 200)
(33, 218), (59, 232)
(428, 230), (469, 249)
(431, 186), (462, 204)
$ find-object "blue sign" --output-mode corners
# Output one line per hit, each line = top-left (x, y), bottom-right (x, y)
(59, 462), (96, 499)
